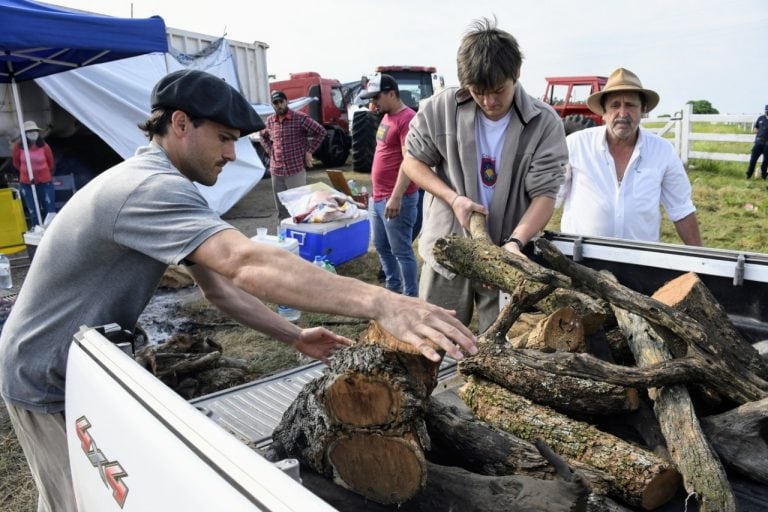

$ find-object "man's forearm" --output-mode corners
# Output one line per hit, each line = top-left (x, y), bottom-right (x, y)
(390, 164), (412, 199)
(187, 265), (302, 344)
(510, 196), (556, 244)
(674, 212), (702, 246)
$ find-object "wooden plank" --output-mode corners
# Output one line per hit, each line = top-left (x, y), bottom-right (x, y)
(689, 133), (754, 142)
(689, 151), (750, 162)
(690, 114), (755, 123)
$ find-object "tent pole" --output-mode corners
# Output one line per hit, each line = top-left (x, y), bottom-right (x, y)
(10, 78), (44, 227)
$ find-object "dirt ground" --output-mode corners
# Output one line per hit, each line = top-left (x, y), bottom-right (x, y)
(0, 161), (378, 512)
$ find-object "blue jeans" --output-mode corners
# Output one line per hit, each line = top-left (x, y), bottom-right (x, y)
(372, 191), (419, 296)
(412, 188), (425, 241)
(20, 183), (57, 226)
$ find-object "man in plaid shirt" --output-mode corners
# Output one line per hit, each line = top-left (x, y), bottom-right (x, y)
(260, 90), (327, 219)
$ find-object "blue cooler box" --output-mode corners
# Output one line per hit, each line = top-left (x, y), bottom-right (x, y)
(281, 212), (370, 266)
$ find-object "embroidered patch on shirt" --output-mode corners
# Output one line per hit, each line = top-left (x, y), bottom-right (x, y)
(481, 155), (498, 187)
(376, 123), (390, 142)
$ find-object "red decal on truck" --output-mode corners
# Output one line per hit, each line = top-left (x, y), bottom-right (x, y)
(75, 416), (130, 508)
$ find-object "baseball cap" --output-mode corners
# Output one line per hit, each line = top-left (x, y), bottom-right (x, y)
(271, 90), (288, 103)
(151, 69), (264, 135)
(360, 74), (399, 100)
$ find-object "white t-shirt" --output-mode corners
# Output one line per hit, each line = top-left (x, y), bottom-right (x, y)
(475, 111), (512, 210)
(557, 126), (695, 242)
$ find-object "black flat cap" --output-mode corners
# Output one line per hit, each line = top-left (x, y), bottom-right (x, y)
(151, 69), (264, 136)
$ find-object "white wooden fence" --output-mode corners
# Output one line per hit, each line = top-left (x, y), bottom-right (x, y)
(640, 103), (757, 165)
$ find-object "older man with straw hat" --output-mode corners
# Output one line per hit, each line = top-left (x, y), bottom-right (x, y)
(556, 67), (701, 245)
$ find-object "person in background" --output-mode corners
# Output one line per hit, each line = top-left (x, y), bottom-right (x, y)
(0, 69), (477, 512)
(12, 120), (57, 225)
(557, 68), (701, 245)
(361, 74), (419, 296)
(402, 17), (568, 332)
(746, 104), (768, 180)
(259, 90), (327, 219)
(353, 75), (370, 106)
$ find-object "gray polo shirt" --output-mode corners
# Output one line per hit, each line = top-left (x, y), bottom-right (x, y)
(0, 143), (232, 413)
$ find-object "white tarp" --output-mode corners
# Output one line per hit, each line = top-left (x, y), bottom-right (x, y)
(35, 39), (265, 214)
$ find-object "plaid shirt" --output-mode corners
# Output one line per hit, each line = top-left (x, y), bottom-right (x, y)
(260, 110), (327, 176)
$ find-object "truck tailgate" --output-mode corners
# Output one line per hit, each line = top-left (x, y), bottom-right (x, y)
(66, 326), (335, 512)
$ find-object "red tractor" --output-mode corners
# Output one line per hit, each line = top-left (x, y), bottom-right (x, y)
(266, 71), (351, 167)
(541, 75), (607, 135)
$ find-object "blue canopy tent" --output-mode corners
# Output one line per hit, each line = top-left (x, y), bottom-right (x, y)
(0, 0), (167, 225)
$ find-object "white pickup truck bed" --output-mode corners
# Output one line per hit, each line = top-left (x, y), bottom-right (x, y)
(66, 234), (768, 511)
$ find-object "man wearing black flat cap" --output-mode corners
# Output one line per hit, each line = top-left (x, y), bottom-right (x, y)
(260, 89), (327, 219)
(0, 69), (477, 512)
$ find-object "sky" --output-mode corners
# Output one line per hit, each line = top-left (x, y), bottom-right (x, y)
(50, 0), (768, 116)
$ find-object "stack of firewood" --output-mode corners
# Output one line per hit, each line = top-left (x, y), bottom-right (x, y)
(267, 214), (768, 512)
(135, 333), (252, 398)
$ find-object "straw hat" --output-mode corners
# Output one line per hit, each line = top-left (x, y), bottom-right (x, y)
(586, 68), (659, 115)
(23, 120), (41, 132)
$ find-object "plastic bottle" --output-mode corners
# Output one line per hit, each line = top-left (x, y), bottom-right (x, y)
(347, 179), (359, 195)
(0, 253), (11, 289)
(277, 304), (301, 322)
(314, 255), (336, 274)
(276, 235), (300, 322)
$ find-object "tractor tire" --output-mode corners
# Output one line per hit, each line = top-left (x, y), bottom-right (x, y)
(562, 114), (596, 136)
(315, 127), (351, 167)
(351, 110), (379, 173)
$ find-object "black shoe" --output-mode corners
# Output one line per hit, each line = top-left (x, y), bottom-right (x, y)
(377, 267), (386, 283)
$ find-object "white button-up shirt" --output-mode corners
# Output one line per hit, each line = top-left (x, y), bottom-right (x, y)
(557, 125), (695, 242)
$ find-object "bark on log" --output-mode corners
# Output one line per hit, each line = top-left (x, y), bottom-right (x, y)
(602, 327), (636, 366)
(464, 341), (725, 392)
(401, 461), (589, 512)
(427, 389), (658, 500)
(460, 343), (640, 415)
(506, 312), (546, 340)
(536, 288), (613, 335)
(460, 376), (681, 509)
(267, 343), (438, 504)
(425, 392), (556, 479)
(432, 219), (766, 402)
(491, 280), (556, 342)
(535, 237), (768, 403)
(613, 303), (736, 512)
(432, 234), (571, 295)
(701, 397), (768, 484)
(508, 306), (586, 353)
(652, 272), (768, 380)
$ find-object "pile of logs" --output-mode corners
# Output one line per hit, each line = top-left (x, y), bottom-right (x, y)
(135, 333), (253, 398)
(266, 213), (768, 511)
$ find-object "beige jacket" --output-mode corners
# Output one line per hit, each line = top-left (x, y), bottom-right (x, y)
(405, 84), (567, 277)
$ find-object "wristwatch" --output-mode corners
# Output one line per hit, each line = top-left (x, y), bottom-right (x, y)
(503, 235), (525, 251)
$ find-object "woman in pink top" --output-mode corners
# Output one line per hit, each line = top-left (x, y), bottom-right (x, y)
(12, 121), (57, 226)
